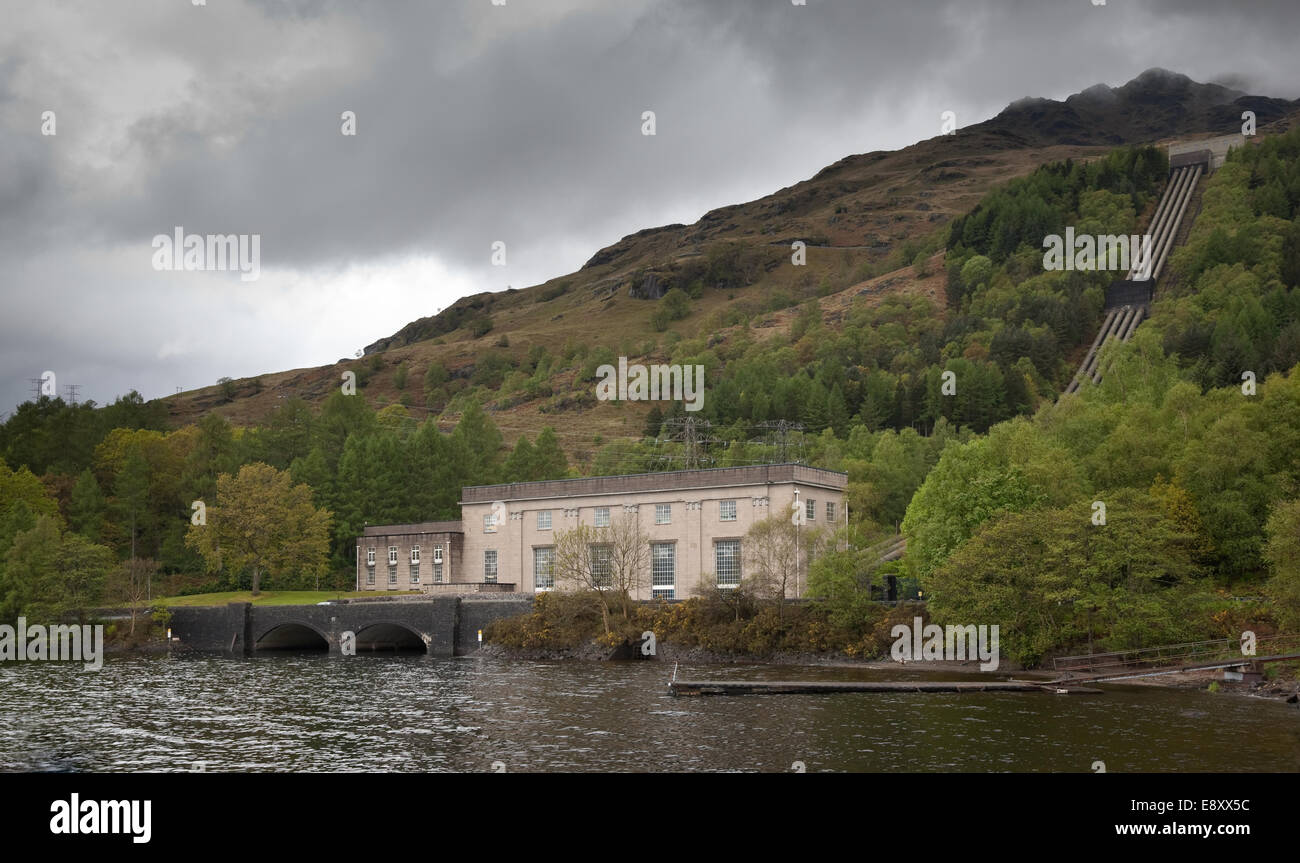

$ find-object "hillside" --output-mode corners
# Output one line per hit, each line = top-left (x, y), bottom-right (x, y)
(162, 69), (1298, 461)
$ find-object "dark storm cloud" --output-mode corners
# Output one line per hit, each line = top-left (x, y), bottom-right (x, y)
(1, 0), (1298, 413)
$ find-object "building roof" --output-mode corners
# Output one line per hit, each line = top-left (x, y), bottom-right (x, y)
(461, 463), (847, 504)
(362, 520), (462, 537)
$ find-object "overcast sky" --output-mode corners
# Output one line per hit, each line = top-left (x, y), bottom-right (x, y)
(2, 0), (1299, 417)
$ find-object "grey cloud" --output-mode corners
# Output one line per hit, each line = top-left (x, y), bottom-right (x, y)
(1, 0), (1299, 413)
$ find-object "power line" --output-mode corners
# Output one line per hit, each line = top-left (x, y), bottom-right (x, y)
(662, 416), (723, 469)
(756, 419), (807, 463)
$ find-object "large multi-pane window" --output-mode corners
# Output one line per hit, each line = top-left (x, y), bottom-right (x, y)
(537, 510), (552, 530)
(534, 546), (555, 590)
(483, 513), (497, 533)
(484, 550), (498, 582)
(367, 568), (375, 585)
(409, 564), (420, 584)
(826, 501), (836, 522)
(432, 563), (444, 583)
(719, 499), (737, 521)
(594, 506), (611, 527)
(388, 565), (398, 585)
(655, 503), (671, 525)
(651, 542), (675, 600)
(805, 500), (816, 521)
(715, 540), (741, 587)
(433, 545), (443, 564)
(410, 545), (420, 563)
(366, 548), (376, 566)
(388, 546), (398, 564)
(589, 545), (612, 588)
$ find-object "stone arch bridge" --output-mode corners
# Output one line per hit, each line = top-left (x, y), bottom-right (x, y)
(168, 597), (532, 657)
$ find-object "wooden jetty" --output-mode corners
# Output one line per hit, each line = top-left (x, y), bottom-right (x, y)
(668, 679), (1101, 696)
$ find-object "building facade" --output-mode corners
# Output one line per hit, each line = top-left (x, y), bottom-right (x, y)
(355, 521), (465, 593)
(355, 464), (847, 599)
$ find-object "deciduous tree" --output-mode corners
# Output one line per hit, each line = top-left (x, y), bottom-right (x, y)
(185, 463), (331, 595)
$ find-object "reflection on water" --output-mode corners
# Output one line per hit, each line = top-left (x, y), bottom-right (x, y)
(1, 655), (1297, 772)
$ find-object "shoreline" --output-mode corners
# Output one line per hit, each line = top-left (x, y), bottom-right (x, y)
(475, 642), (1300, 703)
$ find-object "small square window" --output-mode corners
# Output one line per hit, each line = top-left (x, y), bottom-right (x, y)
(537, 510), (552, 530)
(720, 499), (737, 521)
(594, 506), (611, 528)
(655, 503), (671, 525)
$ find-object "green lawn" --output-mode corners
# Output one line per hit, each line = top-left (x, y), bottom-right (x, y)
(151, 590), (421, 607)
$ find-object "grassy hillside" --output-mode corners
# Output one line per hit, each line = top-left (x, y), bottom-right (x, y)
(160, 73), (1298, 468)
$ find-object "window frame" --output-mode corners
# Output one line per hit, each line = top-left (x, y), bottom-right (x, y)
(719, 499), (737, 522)
(651, 542), (675, 591)
(533, 546), (556, 591)
(589, 544), (613, 588)
(714, 539), (742, 588)
(655, 503), (671, 525)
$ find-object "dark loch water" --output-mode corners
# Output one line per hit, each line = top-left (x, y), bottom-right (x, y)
(2, 655), (1297, 772)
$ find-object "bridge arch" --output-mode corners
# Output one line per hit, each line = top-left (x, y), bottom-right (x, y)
(255, 621), (331, 652)
(354, 620), (427, 653)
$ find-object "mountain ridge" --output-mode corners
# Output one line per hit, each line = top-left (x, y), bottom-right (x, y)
(164, 69), (1300, 451)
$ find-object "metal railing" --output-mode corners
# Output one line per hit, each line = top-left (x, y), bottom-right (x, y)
(1052, 634), (1300, 672)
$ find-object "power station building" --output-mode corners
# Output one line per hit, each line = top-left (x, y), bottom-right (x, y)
(355, 463), (848, 599)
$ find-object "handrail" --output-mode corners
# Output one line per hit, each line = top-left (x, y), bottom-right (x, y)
(1052, 633), (1300, 671)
